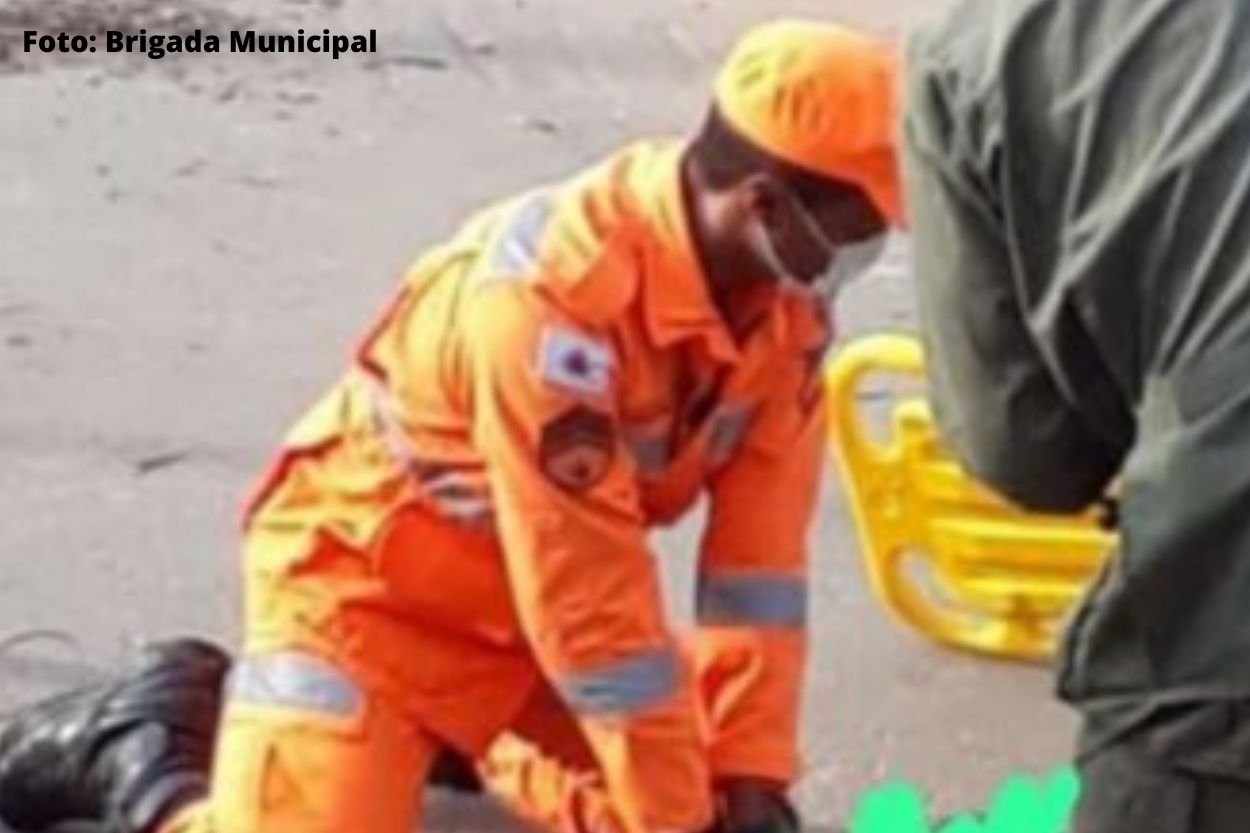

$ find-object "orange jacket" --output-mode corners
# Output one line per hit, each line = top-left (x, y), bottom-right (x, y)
(243, 141), (829, 831)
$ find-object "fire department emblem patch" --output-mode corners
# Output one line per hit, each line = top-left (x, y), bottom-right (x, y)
(539, 406), (616, 492)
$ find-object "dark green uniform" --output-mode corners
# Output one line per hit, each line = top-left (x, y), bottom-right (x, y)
(902, 0), (1250, 828)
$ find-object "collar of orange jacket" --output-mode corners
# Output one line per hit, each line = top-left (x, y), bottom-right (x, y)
(632, 143), (741, 366)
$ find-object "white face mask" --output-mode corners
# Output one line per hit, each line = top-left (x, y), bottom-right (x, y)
(810, 234), (888, 299)
(748, 203), (887, 304)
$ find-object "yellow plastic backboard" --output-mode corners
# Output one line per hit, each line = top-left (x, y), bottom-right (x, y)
(825, 333), (1116, 662)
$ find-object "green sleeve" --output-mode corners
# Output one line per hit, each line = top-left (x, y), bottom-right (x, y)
(900, 39), (1120, 513)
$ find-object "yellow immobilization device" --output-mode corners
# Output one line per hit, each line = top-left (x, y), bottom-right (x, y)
(825, 333), (1116, 662)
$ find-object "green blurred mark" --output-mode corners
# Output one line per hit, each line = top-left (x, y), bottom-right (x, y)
(849, 782), (929, 833)
(849, 765), (1081, 833)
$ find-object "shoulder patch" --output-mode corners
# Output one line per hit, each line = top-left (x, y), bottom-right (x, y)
(538, 326), (614, 397)
(539, 406), (616, 493)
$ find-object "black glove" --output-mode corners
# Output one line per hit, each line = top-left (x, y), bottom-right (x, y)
(712, 779), (801, 833)
(426, 747), (482, 794)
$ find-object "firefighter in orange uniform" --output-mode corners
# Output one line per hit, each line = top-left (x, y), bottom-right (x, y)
(0, 20), (900, 833)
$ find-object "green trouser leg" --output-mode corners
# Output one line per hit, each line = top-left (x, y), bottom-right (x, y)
(1072, 742), (1250, 832)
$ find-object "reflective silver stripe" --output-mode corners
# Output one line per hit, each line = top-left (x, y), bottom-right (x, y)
(423, 470), (478, 498)
(626, 432), (670, 475)
(421, 468), (495, 527)
(707, 404), (754, 462)
(429, 489), (495, 528)
(365, 378), (497, 529)
(490, 192), (554, 275)
(697, 574), (807, 628)
(365, 376), (418, 469)
(557, 648), (679, 716)
(230, 652), (363, 716)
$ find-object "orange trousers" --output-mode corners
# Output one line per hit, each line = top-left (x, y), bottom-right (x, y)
(160, 671), (623, 833)
(159, 510), (689, 833)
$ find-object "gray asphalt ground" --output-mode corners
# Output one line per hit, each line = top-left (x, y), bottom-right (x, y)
(0, 1), (1076, 830)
